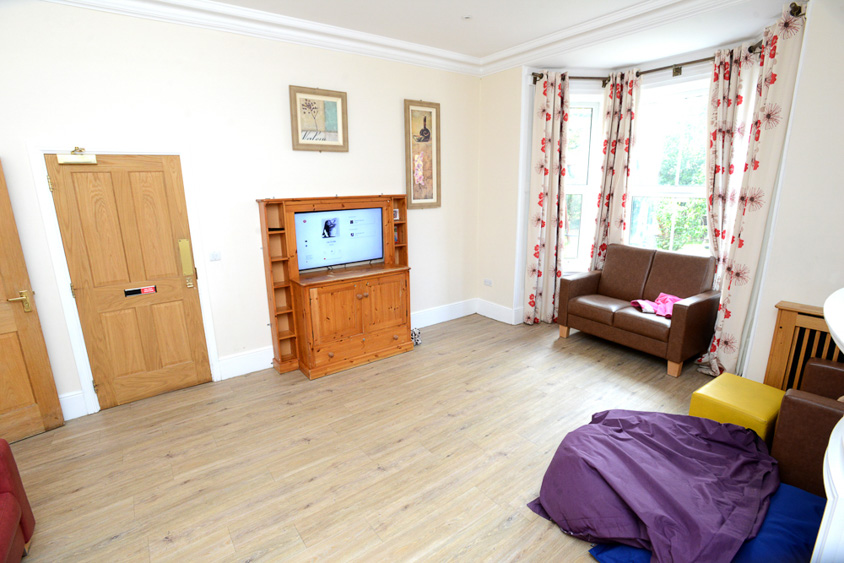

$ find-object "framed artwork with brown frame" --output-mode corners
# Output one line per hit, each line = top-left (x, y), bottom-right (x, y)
(289, 86), (349, 152)
(404, 99), (441, 209)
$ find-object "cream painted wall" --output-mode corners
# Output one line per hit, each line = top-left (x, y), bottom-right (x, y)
(0, 1), (480, 397)
(742, 0), (844, 381)
(477, 67), (525, 320)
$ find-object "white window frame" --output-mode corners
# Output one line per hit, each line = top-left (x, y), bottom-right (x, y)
(562, 94), (604, 272)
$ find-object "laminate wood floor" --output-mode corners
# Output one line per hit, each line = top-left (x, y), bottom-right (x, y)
(11, 315), (711, 562)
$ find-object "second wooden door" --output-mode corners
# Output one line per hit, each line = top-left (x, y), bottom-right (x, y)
(45, 155), (211, 409)
(0, 159), (63, 441)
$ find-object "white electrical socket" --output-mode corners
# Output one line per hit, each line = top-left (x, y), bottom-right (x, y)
(483, 279), (493, 287)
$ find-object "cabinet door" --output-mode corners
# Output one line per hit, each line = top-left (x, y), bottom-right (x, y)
(309, 281), (364, 345)
(364, 273), (408, 334)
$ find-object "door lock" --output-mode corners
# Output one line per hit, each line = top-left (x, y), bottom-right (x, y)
(8, 290), (32, 313)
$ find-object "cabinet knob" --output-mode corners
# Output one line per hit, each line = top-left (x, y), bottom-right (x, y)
(356, 294), (363, 299)
(362, 338), (366, 342)
(328, 352), (334, 358)
(393, 335), (399, 340)
(364, 292), (369, 298)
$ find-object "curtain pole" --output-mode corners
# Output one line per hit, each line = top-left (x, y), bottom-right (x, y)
(530, 2), (805, 87)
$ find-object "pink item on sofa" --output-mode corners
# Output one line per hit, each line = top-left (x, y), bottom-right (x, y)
(0, 439), (34, 563)
(631, 292), (682, 319)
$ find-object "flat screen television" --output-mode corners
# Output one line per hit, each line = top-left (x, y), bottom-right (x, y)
(294, 207), (384, 271)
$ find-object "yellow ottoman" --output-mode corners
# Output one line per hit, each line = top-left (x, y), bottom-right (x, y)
(689, 373), (786, 442)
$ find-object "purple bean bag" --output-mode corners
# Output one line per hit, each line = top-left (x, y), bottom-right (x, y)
(528, 410), (779, 563)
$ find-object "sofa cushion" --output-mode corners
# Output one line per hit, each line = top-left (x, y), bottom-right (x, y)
(0, 492), (22, 563)
(597, 245), (655, 302)
(569, 295), (631, 325)
(642, 251), (715, 302)
(614, 307), (671, 341)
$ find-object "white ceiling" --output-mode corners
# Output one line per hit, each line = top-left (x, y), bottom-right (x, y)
(51, 0), (788, 74)
(213, 0), (785, 68)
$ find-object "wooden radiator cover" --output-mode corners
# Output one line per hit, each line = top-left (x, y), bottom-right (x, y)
(764, 301), (843, 390)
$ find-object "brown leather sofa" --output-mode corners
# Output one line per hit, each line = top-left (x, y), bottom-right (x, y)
(558, 244), (719, 376)
(772, 358), (844, 497)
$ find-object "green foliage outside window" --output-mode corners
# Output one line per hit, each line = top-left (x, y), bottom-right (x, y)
(657, 113), (706, 187)
(654, 198), (707, 252)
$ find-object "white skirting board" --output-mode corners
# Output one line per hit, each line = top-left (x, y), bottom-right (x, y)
(411, 298), (521, 328)
(216, 345), (275, 381)
(58, 391), (89, 421)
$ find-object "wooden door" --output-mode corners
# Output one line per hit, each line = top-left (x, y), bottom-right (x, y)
(0, 160), (63, 441)
(309, 281), (363, 345)
(364, 273), (408, 333)
(45, 155), (211, 409)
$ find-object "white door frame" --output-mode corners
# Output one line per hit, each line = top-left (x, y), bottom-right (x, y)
(27, 141), (222, 416)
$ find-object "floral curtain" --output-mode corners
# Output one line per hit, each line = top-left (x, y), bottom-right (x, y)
(705, 43), (759, 290)
(590, 70), (640, 270)
(524, 72), (569, 325)
(698, 4), (807, 375)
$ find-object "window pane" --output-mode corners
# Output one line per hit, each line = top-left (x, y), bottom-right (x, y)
(565, 108), (593, 185)
(563, 194), (582, 259)
(629, 196), (709, 255)
(631, 82), (708, 192)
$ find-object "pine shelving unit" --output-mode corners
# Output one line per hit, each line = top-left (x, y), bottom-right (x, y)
(258, 195), (409, 376)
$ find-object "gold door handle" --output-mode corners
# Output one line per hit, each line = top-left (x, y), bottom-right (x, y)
(8, 290), (32, 313)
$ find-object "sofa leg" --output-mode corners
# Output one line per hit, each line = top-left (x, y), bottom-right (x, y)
(559, 325), (570, 339)
(667, 361), (683, 377)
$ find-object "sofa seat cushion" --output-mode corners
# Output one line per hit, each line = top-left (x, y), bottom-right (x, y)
(613, 307), (671, 341)
(569, 295), (631, 325)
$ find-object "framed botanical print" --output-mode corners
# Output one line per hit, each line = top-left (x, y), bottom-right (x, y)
(404, 99), (441, 208)
(289, 86), (349, 152)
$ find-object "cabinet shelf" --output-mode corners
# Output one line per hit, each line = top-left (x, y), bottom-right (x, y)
(268, 228), (285, 233)
(275, 306), (293, 315)
(395, 243), (407, 248)
(270, 256), (289, 263)
(278, 330), (296, 340)
(393, 220), (406, 225)
(273, 281), (291, 289)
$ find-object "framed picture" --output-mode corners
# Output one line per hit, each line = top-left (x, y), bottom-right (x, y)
(392, 208), (400, 221)
(289, 86), (348, 152)
(404, 100), (441, 209)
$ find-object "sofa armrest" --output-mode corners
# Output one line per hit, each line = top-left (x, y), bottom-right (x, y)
(556, 271), (602, 326)
(771, 389), (844, 497)
(802, 358), (844, 399)
(0, 440), (34, 543)
(666, 290), (720, 363)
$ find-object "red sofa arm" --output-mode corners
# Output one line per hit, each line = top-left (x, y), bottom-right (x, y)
(557, 271), (602, 327)
(0, 440), (34, 544)
(666, 290), (720, 363)
(801, 358), (844, 399)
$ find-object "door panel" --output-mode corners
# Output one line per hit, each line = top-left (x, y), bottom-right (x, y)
(130, 171), (179, 279)
(46, 154), (211, 409)
(0, 159), (63, 441)
(365, 274), (408, 333)
(72, 171), (131, 287)
(309, 282), (363, 345)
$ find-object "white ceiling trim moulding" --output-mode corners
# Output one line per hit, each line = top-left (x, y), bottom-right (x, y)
(47, 0), (746, 77)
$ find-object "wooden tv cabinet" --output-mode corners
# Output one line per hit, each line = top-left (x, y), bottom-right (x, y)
(293, 264), (411, 379)
(257, 195), (411, 379)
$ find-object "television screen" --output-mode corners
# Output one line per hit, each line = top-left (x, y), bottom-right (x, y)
(295, 207), (384, 271)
